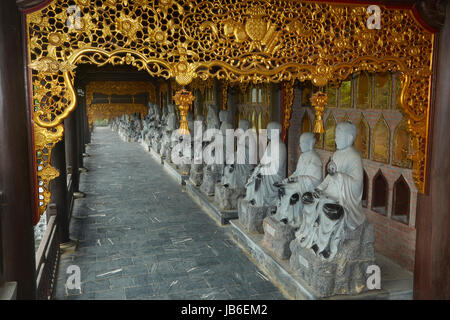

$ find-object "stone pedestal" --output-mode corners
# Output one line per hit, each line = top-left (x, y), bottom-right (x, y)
(189, 163), (204, 186)
(179, 163), (191, 176)
(200, 168), (221, 196)
(262, 216), (296, 260)
(214, 184), (245, 211)
(153, 140), (161, 154)
(238, 198), (273, 234)
(289, 220), (376, 297)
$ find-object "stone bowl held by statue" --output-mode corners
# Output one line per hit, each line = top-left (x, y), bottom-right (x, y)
(322, 203), (344, 221)
(301, 192), (314, 205)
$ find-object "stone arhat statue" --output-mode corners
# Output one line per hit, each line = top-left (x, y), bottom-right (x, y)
(296, 121), (365, 259)
(273, 132), (323, 228)
(244, 121), (287, 207)
(221, 119), (254, 189)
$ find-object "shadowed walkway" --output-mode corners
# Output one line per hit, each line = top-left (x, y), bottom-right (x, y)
(54, 127), (286, 300)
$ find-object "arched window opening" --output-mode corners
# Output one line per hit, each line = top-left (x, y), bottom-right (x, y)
(392, 175), (411, 225)
(362, 170), (369, 208)
(372, 170), (388, 215)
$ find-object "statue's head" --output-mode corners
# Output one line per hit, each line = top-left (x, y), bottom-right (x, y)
(335, 121), (357, 150)
(299, 132), (316, 152)
(219, 110), (229, 123)
(266, 122), (282, 140)
(154, 106), (161, 117)
(168, 104), (175, 114)
(206, 106), (219, 128)
(221, 122), (233, 135)
(238, 119), (250, 131)
(197, 115), (204, 122)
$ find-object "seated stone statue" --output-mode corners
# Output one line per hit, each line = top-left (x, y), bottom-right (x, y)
(189, 106), (218, 186)
(200, 110), (232, 196)
(273, 132), (323, 228)
(175, 111), (195, 173)
(140, 102), (155, 141)
(238, 122), (287, 233)
(289, 121), (375, 297)
(221, 119), (255, 189)
(296, 121), (366, 259)
(147, 106), (161, 144)
(215, 119), (255, 210)
(145, 104), (161, 145)
(160, 104), (177, 159)
(244, 122), (287, 207)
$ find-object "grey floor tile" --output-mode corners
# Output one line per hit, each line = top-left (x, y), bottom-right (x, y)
(53, 128), (286, 300)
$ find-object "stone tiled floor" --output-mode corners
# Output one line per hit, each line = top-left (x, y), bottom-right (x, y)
(54, 127), (286, 300)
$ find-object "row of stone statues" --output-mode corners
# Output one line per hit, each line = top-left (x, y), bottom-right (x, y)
(111, 101), (375, 296)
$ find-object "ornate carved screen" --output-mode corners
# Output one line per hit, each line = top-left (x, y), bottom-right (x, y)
(86, 81), (156, 126)
(25, 0), (436, 221)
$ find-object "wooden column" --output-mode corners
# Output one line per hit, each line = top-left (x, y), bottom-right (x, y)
(414, 2), (450, 300)
(76, 100), (84, 169)
(49, 140), (70, 243)
(0, 0), (36, 299)
(64, 109), (79, 192)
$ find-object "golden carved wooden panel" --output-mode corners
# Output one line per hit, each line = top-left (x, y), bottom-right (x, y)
(371, 114), (390, 164)
(86, 81), (156, 106)
(25, 0), (436, 217)
(355, 72), (371, 109)
(88, 103), (148, 127)
(374, 72), (392, 109)
(326, 85), (337, 108)
(355, 113), (370, 159)
(339, 79), (353, 109)
(301, 111), (312, 133)
(393, 120), (413, 168)
(324, 113), (337, 151)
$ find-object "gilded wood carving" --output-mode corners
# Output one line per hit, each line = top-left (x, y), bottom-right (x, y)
(26, 0), (435, 217)
(371, 114), (390, 164)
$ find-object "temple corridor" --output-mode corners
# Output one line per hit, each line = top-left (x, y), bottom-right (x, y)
(54, 127), (286, 300)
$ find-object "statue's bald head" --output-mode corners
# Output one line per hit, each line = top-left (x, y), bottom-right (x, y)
(299, 132), (316, 152)
(219, 110), (229, 122)
(335, 121), (357, 150)
(266, 122), (282, 141)
(238, 119), (250, 131)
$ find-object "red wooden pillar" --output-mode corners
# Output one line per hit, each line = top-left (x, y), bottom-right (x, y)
(0, 0), (37, 299)
(414, 1), (450, 300)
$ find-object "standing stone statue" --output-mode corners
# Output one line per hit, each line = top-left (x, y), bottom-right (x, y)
(215, 119), (255, 210)
(290, 121), (376, 297)
(238, 122), (287, 233)
(262, 132), (322, 259)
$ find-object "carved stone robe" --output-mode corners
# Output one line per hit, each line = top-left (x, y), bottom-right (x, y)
(297, 145), (365, 259)
(245, 138), (287, 207)
(275, 150), (322, 227)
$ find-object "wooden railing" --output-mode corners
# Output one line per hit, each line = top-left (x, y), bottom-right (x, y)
(35, 204), (60, 300)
